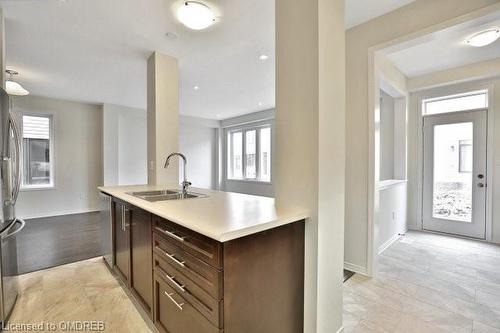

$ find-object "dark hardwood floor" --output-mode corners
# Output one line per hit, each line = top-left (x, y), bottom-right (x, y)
(17, 212), (104, 274)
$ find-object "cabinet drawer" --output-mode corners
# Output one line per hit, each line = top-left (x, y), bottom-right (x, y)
(154, 276), (222, 333)
(153, 233), (223, 300)
(154, 216), (222, 268)
(154, 254), (223, 328)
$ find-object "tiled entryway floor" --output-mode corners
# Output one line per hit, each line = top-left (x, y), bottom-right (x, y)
(8, 257), (152, 333)
(344, 231), (500, 333)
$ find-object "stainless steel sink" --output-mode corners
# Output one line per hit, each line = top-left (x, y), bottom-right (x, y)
(127, 189), (207, 202)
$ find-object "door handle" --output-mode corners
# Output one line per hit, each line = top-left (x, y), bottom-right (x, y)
(478, 183), (485, 188)
(478, 174), (485, 179)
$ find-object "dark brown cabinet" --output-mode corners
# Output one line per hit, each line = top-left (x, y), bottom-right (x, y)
(113, 200), (130, 283)
(107, 193), (305, 333)
(152, 215), (304, 333)
(130, 206), (153, 315)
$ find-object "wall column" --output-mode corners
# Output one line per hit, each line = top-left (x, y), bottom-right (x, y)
(0, 8), (6, 87)
(275, 0), (345, 332)
(147, 52), (179, 185)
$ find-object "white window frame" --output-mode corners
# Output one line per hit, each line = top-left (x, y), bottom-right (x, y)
(18, 112), (56, 191)
(224, 121), (272, 184)
(422, 89), (489, 115)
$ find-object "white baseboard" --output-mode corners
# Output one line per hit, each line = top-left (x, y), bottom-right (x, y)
(19, 208), (100, 220)
(377, 233), (403, 255)
(344, 262), (367, 275)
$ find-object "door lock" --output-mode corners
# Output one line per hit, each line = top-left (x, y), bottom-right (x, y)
(478, 183), (485, 188)
(478, 174), (484, 179)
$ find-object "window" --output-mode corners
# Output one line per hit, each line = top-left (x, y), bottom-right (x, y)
(227, 124), (272, 182)
(21, 114), (54, 188)
(422, 90), (488, 115)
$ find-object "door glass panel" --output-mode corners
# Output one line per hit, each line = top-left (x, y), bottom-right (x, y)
(433, 122), (473, 222)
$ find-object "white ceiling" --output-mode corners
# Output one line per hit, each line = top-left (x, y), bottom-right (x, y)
(384, 11), (500, 78)
(0, 0), (275, 119)
(345, 0), (415, 29)
(0, 0), (416, 119)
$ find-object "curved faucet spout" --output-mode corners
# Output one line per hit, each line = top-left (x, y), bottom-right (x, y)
(164, 153), (191, 195)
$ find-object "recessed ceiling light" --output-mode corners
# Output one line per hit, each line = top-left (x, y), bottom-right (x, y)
(465, 28), (500, 47)
(194, 85), (199, 90)
(258, 102), (263, 106)
(259, 54), (269, 61)
(177, 1), (215, 30)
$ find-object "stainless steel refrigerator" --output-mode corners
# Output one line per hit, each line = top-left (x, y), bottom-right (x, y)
(0, 87), (25, 326)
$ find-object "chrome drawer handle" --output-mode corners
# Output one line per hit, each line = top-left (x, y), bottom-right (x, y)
(166, 274), (186, 293)
(156, 227), (186, 242)
(156, 246), (186, 267)
(164, 291), (184, 311)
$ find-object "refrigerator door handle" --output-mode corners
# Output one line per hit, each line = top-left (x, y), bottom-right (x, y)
(3, 218), (25, 240)
(9, 114), (21, 205)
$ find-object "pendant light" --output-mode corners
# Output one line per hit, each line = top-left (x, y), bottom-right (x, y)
(5, 70), (29, 96)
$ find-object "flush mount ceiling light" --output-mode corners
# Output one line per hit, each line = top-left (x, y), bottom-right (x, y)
(259, 54), (269, 61)
(177, 1), (215, 30)
(464, 28), (500, 47)
(5, 70), (29, 96)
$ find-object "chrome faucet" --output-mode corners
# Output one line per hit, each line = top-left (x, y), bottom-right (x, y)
(164, 153), (191, 195)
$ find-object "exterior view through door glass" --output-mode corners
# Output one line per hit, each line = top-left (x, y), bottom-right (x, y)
(423, 110), (487, 239)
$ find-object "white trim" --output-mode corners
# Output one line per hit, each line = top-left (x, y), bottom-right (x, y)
(336, 326), (344, 333)
(18, 208), (99, 220)
(16, 111), (56, 191)
(344, 262), (368, 276)
(224, 121), (274, 184)
(377, 233), (403, 255)
(378, 179), (407, 190)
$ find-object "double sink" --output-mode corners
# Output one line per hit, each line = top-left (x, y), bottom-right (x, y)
(127, 189), (207, 202)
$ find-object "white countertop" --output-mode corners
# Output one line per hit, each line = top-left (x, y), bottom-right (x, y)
(98, 185), (308, 242)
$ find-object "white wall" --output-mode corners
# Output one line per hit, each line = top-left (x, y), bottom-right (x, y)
(380, 90), (395, 180)
(118, 109), (147, 185)
(276, 0), (345, 331)
(103, 105), (218, 189)
(103, 103), (147, 186)
(179, 116), (218, 190)
(345, 0), (499, 272)
(13, 95), (103, 219)
(377, 181), (407, 254)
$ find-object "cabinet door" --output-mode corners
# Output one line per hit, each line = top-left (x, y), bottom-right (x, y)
(130, 206), (153, 315)
(153, 275), (221, 333)
(114, 202), (130, 284)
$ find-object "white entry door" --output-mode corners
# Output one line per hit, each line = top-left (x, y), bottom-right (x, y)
(423, 110), (487, 239)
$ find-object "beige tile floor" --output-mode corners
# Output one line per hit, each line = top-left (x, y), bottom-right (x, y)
(344, 231), (500, 333)
(8, 257), (153, 333)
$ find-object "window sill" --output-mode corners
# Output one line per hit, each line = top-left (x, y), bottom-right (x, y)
(226, 179), (272, 185)
(20, 185), (56, 192)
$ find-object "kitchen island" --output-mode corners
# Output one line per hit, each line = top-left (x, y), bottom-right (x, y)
(99, 185), (308, 333)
